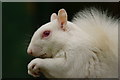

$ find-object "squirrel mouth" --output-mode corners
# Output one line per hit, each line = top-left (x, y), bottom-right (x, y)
(40, 53), (47, 57)
(39, 53), (52, 59)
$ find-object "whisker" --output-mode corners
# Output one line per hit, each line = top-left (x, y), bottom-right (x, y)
(25, 34), (32, 38)
(24, 34), (32, 47)
(25, 42), (29, 46)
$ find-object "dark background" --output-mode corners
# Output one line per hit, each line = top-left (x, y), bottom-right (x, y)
(2, 2), (119, 78)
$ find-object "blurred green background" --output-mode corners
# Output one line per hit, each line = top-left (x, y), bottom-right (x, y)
(2, 2), (118, 78)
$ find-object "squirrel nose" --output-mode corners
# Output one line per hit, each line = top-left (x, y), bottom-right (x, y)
(27, 48), (33, 55)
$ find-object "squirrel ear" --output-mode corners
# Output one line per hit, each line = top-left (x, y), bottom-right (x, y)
(58, 9), (68, 31)
(50, 13), (58, 21)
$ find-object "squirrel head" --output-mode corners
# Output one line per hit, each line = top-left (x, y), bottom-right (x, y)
(27, 9), (71, 58)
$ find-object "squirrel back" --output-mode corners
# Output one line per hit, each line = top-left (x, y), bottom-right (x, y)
(69, 8), (118, 77)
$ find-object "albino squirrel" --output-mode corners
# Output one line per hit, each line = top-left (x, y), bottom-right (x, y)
(27, 8), (118, 78)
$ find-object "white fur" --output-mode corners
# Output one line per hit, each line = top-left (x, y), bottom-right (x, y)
(27, 8), (118, 78)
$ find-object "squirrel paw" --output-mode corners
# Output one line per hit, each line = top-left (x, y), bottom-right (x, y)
(28, 58), (42, 77)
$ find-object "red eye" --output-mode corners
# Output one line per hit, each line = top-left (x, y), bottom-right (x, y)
(42, 30), (51, 38)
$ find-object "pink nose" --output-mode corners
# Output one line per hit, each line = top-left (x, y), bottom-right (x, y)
(27, 48), (33, 55)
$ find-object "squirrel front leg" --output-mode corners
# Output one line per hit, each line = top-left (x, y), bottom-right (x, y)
(28, 57), (68, 78)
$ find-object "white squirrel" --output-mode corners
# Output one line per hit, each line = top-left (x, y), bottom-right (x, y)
(27, 8), (118, 78)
